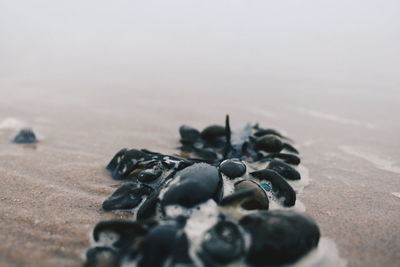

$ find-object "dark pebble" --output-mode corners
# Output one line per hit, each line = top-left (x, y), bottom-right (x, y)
(255, 134), (283, 153)
(200, 220), (244, 264)
(138, 224), (180, 267)
(102, 182), (153, 211)
(93, 219), (154, 253)
(13, 128), (37, 144)
(179, 125), (200, 143)
(171, 231), (193, 265)
(239, 210), (320, 266)
(219, 188), (256, 207)
(106, 148), (128, 171)
(283, 143), (299, 154)
(254, 128), (283, 138)
(137, 164), (163, 183)
(201, 125), (226, 140)
(219, 159), (246, 179)
(234, 180), (269, 210)
(161, 163), (222, 208)
(136, 189), (160, 220)
(250, 169), (296, 207)
(110, 149), (149, 180)
(85, 246), (119, 267)
(268, 152), (301, 165)
(268, 160), (301, 180)
(193, 147), (219, 160)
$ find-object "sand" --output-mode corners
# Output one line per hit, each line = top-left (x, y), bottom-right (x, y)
(0, 86), (399, 267)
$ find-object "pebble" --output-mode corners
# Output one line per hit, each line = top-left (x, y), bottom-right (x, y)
(239, 210), (320, 266)
(13, 128), (37, 144)
(161, 163), (222, 208)
(255, 134), (283, 153)
(200, 220), (245, 264)
(234, 180), (269, 210)
(102, 182), (153, 211)
(219, 159), (246, 179)
(268, 159), (301, 180)
(201, 125), (226, 140)
(250, 169), (296, 207)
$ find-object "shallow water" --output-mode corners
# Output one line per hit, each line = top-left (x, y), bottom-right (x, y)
(1, 1), (400, 266)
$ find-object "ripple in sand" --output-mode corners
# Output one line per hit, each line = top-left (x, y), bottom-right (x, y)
(340, 145), (400, 174)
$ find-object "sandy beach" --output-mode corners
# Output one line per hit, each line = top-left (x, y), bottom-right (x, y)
(1, 1), (400, 266)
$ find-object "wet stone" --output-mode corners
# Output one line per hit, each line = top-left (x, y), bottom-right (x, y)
(219, 188), (256, 207)
(106, 148), (128, 171)
(251, 169), (296, 207)
(268, 160), (301, 180)
(179, 125), (200, 143)
(219, 159), (246, 179)
(137, 164), (163, 183)
(110, 149), (149, 180)
(13, 128), (37, 144)
(85, 246), (119, 267)
(138, 224), (181, 267)
(268, 152), (301, 165)
(102, 182), (153, 211)
(93, 219), (153, 251)
(193, 147), (219, 160)
(255, 134), (284, 153)
(136, 189), (160, 220)
(254, 128), (283, 138)
(239, 210), (320, 266)
(171, 231), (193, 266)
(201, 125), (226, 140)
(283, 143), (299, 154)
(161, 163), (222, 208)
(234, 180), (269, 210)
(200, 220), (245, 264)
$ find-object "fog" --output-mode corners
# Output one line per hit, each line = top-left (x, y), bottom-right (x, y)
(1, 0), (399, 94)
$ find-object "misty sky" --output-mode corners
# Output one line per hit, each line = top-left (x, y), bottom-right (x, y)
(0, 0), (399, 92)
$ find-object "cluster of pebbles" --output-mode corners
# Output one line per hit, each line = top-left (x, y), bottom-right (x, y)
(85, 116), (320, 267)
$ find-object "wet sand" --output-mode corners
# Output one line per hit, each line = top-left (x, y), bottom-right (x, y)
(1, 1), (400, 266)
(0, 86), (399, 267)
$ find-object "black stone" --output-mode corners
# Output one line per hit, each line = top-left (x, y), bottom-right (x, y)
(93, 219), (152, 253)
(201, 125), (226, 140)
(136, 189), (160, 220)
(13, 128), (37, 144)
(254, 128), (283, 138)
(85, 246), (119, 267)
(110, 149), (149, 180)
(250, 169), (296, 207)
(268, 153), (301, 165)
(193, 147), (219, 160)
(219, 188), (255, 207)
(239, 210), (320, 266)
(106, 148), (127, 171)
(268, 160), (301, 180)
(219, 159), (246, 179)
(254, 134), (284, 153)
(283, 143), (299, 154)
(161, 163), (222, 208)
(179, 125), (200, 143)
(137, 164), (163, 183)
(200, 220), (244, 264)
(171, 232), (193, 265)
(234, 180), (269, 210)
(138, 224), (180, 267)
(102, 182), (153, 211)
